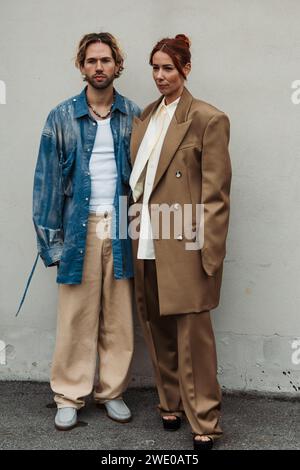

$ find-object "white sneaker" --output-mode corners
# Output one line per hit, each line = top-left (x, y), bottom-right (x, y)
(55, 407), (77, 430)
(104, 399), (132, 423)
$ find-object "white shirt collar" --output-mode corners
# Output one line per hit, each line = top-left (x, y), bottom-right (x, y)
(155, 95), (181, 119)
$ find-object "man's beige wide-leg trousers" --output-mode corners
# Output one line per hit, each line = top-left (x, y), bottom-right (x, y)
(51, 212), (134, 409)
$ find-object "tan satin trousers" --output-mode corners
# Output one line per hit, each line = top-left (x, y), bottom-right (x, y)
(135, 259), (223, 439)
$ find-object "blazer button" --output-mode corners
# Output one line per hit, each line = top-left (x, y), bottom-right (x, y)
(177, 235), (183, 241)
(175, 171), (182, 178)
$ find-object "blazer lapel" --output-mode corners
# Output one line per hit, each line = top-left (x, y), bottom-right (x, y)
(151, 87), (193, 195)
(130, 98), (163, 166)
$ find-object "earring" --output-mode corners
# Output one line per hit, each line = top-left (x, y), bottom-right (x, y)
(82, 74), (87, 81)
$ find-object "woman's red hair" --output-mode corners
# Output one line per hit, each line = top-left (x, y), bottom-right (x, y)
(149, 34), (191, 79)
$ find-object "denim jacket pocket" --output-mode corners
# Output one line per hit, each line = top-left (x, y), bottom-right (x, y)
(60, 149), (76, 197)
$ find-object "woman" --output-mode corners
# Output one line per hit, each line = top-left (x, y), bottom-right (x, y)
(129, 34), (231, 450)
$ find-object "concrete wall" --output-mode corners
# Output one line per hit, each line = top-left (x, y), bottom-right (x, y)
(1, 0), (300, 394)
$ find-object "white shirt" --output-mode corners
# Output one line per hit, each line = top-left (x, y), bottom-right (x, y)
(89, 118), (117, 214)
(130, 96), (180, 259)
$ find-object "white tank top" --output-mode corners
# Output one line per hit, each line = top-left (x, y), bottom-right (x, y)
(89, 118), (117, 213)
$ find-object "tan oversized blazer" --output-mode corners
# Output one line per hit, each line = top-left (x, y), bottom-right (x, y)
(130, 87), (231, 316)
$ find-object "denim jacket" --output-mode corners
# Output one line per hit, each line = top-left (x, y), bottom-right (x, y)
(17, 87), (140, 314)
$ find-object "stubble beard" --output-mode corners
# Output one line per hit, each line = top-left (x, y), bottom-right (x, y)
(85, 74), (115, 91)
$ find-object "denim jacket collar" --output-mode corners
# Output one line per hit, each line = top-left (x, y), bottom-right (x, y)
(74, 86), (128, 119)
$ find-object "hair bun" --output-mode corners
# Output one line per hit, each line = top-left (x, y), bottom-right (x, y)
(175, 34), (191, 48)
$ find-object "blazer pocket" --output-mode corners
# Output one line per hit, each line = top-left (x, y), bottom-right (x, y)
(177, 143), (200, 151)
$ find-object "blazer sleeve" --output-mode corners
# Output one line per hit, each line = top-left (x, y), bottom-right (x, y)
(201, 112), (232, 276)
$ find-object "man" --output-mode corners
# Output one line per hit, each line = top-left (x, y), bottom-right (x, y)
(32, 32), (140, 430)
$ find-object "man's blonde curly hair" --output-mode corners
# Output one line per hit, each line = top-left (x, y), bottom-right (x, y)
(75, 32), (124, 78)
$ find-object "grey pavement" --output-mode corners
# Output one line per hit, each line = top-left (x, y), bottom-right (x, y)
(0, 381), (299, 450)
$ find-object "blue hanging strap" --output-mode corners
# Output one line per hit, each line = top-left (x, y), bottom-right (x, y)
(16, 253), (39, 317)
